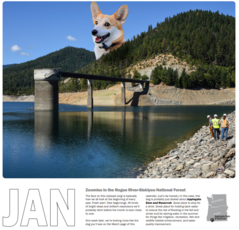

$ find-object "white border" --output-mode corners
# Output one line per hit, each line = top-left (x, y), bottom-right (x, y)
(1, 1), (238, 229)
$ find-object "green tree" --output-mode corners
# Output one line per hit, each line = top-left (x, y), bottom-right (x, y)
(204, 73), (214, 87)
(151, 67), (161, 85)
(141, 75), (149, 80)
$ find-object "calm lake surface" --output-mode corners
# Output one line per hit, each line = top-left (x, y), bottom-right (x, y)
(3, 102), (234, 178)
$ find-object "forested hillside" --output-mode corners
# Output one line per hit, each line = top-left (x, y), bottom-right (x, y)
(4, 10), (235, 95)
(73, 10), (234, 91)
(3, 47), (95, 95)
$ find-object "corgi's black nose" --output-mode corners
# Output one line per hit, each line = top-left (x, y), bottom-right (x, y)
(92, 29), (98, 36)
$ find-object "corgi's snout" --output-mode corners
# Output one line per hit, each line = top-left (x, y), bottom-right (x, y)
(92, 29), (98, 36)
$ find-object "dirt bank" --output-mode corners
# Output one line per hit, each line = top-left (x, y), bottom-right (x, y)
(3, 95), (35, 102)
(149, 83), (235, 105)
(3, 83), (235, 106)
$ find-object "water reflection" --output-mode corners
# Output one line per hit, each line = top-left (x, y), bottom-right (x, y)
(34, 111), (59, 152)
(87, 109), (93, 140)
(121, 108), (126, 136)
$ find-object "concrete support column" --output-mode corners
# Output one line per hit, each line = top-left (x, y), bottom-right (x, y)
(121, 82), (126, 105)
(35, 81), (59, 110)
(87, 80), (93, 109)
(34, 69), (61, 111)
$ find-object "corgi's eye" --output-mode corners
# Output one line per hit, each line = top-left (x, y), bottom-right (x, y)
(104, 22), (110, 27)
(95, 21), (98, 25)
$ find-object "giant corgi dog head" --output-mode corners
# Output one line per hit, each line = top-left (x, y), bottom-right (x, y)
(90, 2), (128, 60)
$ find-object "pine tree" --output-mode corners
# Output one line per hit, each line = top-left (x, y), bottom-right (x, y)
(152, 67), (160, 85)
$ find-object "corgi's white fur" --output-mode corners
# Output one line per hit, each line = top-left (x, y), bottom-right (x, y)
(90, 2), (128, 60)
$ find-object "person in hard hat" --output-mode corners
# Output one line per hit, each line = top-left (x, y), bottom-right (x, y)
(212, 114), (220, 140)
(219, 113), (230, 140)
(207, 115), (214, 138)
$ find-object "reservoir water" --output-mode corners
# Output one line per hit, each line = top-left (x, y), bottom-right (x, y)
(3, 102), (234, 178)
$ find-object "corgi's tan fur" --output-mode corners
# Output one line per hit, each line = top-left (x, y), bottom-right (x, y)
(90, 2), (128, 60)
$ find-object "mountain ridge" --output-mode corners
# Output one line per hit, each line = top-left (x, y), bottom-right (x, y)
(3, 64), (16, 68)
(3, 46), (95, 95)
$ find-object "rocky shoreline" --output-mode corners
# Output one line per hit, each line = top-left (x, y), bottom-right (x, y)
(3, 95), (34, 102)
(137, 111), (235, 179)
(3, 83), (235, 106)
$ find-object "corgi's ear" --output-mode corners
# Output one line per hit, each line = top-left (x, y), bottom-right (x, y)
(114, 5), (128, 25)
(90, 2), (101, 21)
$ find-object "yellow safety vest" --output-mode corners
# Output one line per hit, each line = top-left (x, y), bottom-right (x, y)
(221, 119), (229, 128)
(212, 118), (219, 128)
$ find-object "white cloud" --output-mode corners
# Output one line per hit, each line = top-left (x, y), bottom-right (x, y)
(20, 52), (30, 56)
(66, 35), (76, 41)
(10, 45), (21, 52)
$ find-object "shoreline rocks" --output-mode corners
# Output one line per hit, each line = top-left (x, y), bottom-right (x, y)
(149, 96), (181, 105)
(137, 111), (236, 179)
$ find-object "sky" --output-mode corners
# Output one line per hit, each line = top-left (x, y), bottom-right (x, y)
(2, 1), (235, 65)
